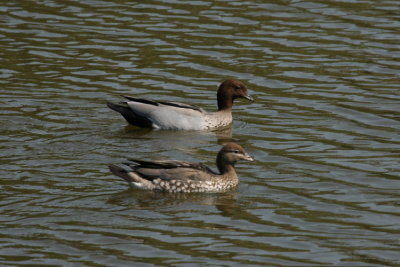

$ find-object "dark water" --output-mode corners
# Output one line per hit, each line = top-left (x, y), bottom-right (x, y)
(1, 0), (399, 266)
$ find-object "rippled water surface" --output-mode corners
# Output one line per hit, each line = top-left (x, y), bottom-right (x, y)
(1, 0), (399, 266)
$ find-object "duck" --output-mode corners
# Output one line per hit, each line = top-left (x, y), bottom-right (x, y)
(109, 143), (254, 193)
(107, 79), (253, 130)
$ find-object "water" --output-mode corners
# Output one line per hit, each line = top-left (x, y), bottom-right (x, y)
(1, 0), (399, 266)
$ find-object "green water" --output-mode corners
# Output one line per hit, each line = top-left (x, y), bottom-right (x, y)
(1, 0), (399, 266)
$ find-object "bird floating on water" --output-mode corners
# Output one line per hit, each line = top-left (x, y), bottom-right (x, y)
(107, 79), (253, 130)
(109, 143), (254, 193)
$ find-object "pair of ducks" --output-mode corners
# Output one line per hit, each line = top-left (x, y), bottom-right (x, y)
(108, 79), (254, 193)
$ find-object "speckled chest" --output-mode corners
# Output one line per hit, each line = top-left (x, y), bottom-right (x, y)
(152, 177), (238, 193)
(204, 113), (232, 129)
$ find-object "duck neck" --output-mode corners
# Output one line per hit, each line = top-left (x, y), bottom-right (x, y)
(216, 155), (236, 175)
(217, 92), (233, 111)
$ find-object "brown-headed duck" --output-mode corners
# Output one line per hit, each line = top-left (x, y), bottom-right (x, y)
(107, 79), (253, 130)
(109, 143), (254, 193)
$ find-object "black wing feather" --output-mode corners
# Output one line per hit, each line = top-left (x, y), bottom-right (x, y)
(121, 95), (204, 112)
(128, 159), (216, 174)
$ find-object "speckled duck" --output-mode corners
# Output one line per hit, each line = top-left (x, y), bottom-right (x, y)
(107, 79), (253, 130)
(109, 143), (254, 193)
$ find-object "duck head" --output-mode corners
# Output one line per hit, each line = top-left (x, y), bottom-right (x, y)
(216, 143), (254, 174)
(217, 79), (254, 110)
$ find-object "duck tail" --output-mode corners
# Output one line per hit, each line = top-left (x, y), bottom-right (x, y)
(108, 164), (134, 183)
(107, 101), (152, 127)
(107, 101), (130, 115)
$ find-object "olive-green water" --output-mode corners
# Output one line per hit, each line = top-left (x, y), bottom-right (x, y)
(1, 0), (399, 266)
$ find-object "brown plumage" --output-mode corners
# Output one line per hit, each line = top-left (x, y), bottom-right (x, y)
(109, 143), (254, 193)
(107, 79), (253, 130)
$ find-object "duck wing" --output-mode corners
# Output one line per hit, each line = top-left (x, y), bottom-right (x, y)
(119, 96), (208, 130)
(122, 96), (205, 113)
(127, 159), (217, 182)
(129, 159), (199, 169)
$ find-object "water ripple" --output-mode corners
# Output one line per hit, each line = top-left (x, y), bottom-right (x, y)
(1, 0), (399, 266)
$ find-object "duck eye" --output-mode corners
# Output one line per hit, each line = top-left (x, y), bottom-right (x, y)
(234, 85), (241, 90)
(232, 149), (240, 154)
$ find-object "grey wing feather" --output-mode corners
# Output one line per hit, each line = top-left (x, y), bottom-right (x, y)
(127, 159), (217, 182)
(128, 159), (194, 168)
(129, 159), (213, 171)
(121, 95), (205, 113)
(158, 101), (205, 112)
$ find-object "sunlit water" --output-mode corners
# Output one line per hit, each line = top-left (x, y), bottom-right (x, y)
(1, 0), (399, 266)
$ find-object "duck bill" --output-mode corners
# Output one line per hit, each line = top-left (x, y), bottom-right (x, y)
(243, 94), (254, 102)
(243, 153), (254, 162)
